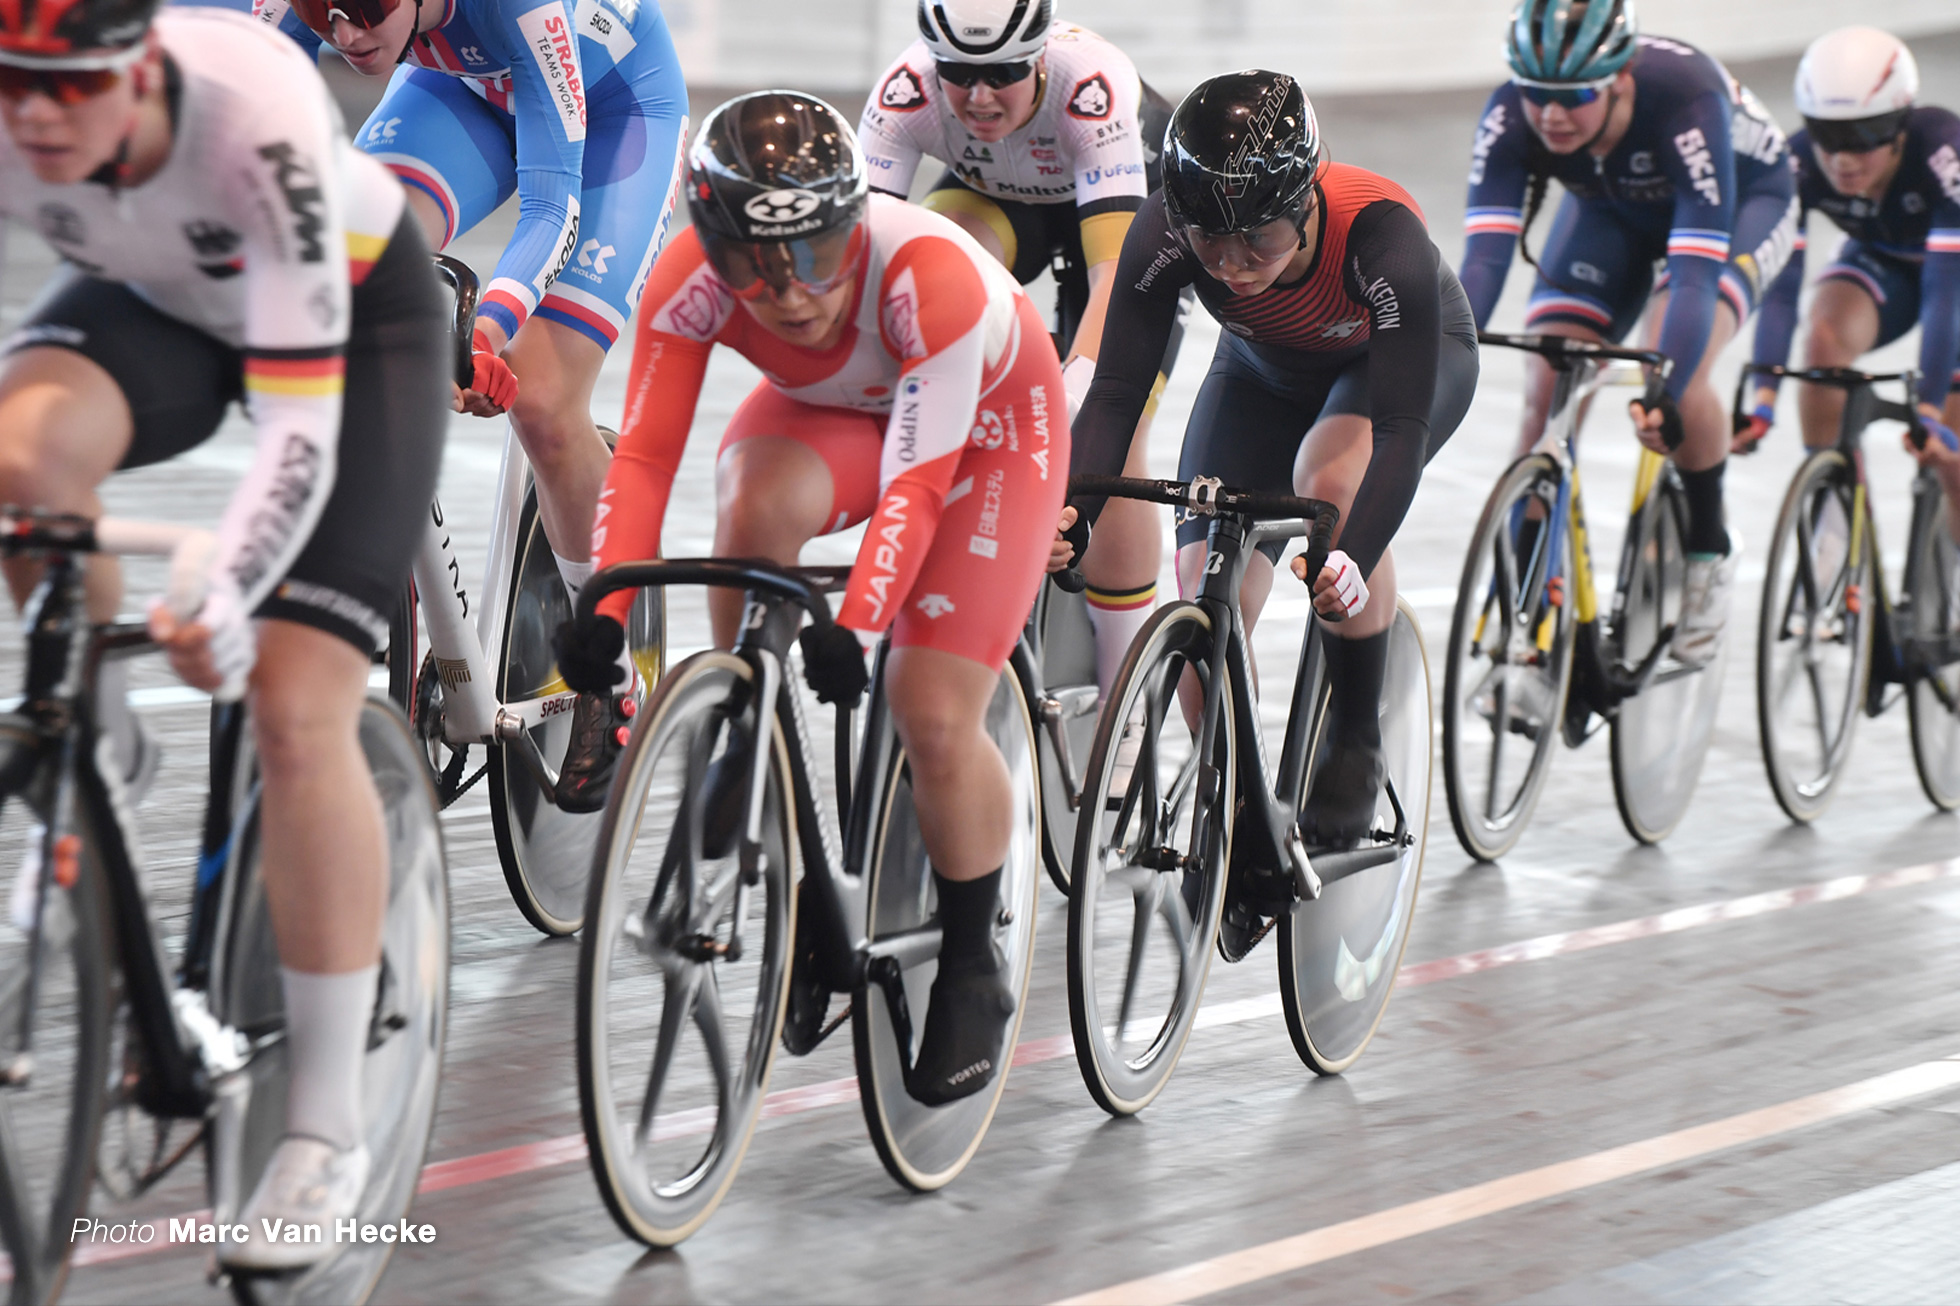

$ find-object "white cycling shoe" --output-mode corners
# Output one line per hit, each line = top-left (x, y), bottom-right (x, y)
(221, 1136), (369, 1273)
(1674, 538), (1742, 668)
(1471, 664), (1558, 741)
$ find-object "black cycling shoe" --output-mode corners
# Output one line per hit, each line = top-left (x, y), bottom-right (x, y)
(907, 952), (1015, 1107)
(555, 691), (637, 813)
(1298, 735), (1385, 849)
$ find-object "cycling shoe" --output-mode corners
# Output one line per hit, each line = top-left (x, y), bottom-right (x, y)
(556, 691), (636, 813)
(1298, 736), (1386, 849)
(907, 953), (1015, 1107)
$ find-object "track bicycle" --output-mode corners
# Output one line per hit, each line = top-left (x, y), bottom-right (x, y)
(385, 255), (660, 936)
(571, 557), (1043, 1245)
(0, 512), (447, 1306)
(1441, 332), (1721, 855)
(1738, 364), (1960, 819)
(1062, 474), (1432, 1116)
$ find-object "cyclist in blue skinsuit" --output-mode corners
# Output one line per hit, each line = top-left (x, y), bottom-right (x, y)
(251, 0), (687, 806)
(1460, 0), (1797, 667)
(1742, 27), (1960, 534)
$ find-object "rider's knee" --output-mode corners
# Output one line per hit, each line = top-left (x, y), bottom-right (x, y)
(891, 697), (974, 780)
(714, 441), (831, 546)
(249, 659), (361, 783)
(1804, 313), (1862, 368)
(509, 373), (586, 465)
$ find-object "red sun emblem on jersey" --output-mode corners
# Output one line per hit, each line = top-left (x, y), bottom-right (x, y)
(879, 66), (928, 112)
(1067, 74), (1113, 120)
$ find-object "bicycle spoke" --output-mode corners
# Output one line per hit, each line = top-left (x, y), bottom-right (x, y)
(635, 963), (703, 1150)
(691, 967), (732, 1132)
(1114, 874), (1161, 1048)
(1483, 672), (1509, 821)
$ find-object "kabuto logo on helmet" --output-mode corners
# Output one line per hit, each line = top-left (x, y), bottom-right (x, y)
(744, 189), (823, 224)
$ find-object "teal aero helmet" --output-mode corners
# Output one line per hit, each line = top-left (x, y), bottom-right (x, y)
(1505, 0), (1638, 86)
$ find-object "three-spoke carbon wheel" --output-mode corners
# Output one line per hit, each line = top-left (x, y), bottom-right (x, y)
(1905, 475), (1960, 810)
(1442, 454), (1577, 861)
(1610, 470), (1723, 844)
(576, 651), (796, 1247)
(853, 659), (1041, 1190)
(1756, 451), (1875, 823)
(217, 698), (450, 1306)
(488, 488), (662, 936)
(1065, 604), (1234, 1117)
(1281, 600), (1432, 1076)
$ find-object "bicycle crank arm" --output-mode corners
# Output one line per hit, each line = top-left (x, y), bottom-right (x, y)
(1038, 685), (1098, 811)
(494, 711), (562, 794)
(1303, 843), (1404, 890)
(862, 924), (942, 974)
(1601, 622), (1678, 701)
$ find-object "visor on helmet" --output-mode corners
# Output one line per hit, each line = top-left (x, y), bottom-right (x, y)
(699, 223), (867, 301)
(288, 0), (402, 35)
(1804, 110), (1910, 155)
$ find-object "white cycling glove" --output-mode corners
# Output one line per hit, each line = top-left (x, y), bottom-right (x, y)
(189, 586), (255, 703)
(1315, 549), (1369, 622)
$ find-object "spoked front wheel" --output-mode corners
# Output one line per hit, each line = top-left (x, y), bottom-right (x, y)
(854, 651), (1041, 1191)
(215, 697), (449, 1306)
(488, 487), (663, 935)
(1281, 599), (1432, 1076)
(1755, 451), (1874, 822)
(1441, 454), (1577, 861)
(575, 650), (796, 1247)
(1610, 465), (1724, 844)
(1904, 473), (1960, 810)
(1065, 603), (1233, 1117)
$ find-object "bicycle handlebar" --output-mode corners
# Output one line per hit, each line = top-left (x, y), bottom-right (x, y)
(1728, 363), (1942, 451)
(1479, 330), (1673, 431)
(1067, 474), (1342, 593)
(575, 557), (844, 632)
(1744, 363), (1915, 389)
(432, 254), (481, 392)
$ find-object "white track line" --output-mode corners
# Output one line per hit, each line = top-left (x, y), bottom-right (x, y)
(1054, 1054), (1960, 1305)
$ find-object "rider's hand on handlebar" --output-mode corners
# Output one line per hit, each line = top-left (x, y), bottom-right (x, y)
(1732, 386), (1778, 455)
(1292, 548), (1369, 622)
(1048, 506), (1085, 573)
(457, 326), (519, 417)
(1906, 405), (1960, 496)
(798, 624), (870, 708)
(553, 612), (626, 695)
(149, 588), (253, 702)
(1629, 391), (1686, 454)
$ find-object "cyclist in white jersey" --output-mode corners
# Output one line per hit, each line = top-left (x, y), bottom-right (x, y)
(0, 2), (447, 1265)
(860, 0), (1180, 696)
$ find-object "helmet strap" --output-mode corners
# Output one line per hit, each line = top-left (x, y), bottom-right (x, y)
(1578, 83), (1620, 155)
(396, 0), (427, 67)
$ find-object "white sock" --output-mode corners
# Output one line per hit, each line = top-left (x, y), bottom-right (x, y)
(1086, 583), (1157, 700)
(280, 964), (377, 1152)
(553, 552), (595, 604)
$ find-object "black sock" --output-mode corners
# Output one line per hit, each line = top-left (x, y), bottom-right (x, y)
(1322, 628), (1390, 749)
(933, 868), (1002, 976)
(1677, 462), (1731, 557)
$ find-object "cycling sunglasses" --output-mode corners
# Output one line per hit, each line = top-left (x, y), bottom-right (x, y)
(1513, 77), (1614, 110)
(700, 224), (867, 302)
(0, 65), (121, 104)
(288, 0), (403, 35)
(1804, 113), (1909, 156)
(935, 59), (1035, 90)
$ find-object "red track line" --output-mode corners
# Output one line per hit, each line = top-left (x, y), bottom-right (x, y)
(57, 856), (1960, 1274)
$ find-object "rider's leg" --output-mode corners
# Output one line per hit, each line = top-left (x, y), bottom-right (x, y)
(1797, 278), (1883, 449)
(0, 347), (129, 619)
(251, 620), (386, 1147)
(707, 436), (837, 648)
(1082, 426), (1162, 697)
(503, 318), (613, 594)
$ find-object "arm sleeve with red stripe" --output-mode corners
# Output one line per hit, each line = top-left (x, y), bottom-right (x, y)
(835, 237), (995, 637)
(592, 245), (719, 624)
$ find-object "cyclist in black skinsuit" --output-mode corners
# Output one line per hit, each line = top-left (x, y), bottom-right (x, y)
(1065, 70), (1478, 846)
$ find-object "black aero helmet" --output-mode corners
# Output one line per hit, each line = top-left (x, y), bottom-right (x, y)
(1161, 70), (1326, 235)
(0, 0), (162, 68)
(687, 90), (868, 244)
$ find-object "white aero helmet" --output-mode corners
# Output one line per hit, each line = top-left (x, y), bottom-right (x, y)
(917, 0), (1054, 64)
(1795, 27), (1917, 121)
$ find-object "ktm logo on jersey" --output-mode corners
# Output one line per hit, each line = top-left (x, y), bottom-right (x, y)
(880, 66), (927, 111)
(1067, 74), (1113, 121)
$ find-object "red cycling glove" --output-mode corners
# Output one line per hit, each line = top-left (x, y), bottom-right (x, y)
(470, 329), (519, 411)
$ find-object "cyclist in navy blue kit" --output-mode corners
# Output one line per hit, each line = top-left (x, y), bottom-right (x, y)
(1460, 0), (1797, 666)
(1742, 27), (1960, 538)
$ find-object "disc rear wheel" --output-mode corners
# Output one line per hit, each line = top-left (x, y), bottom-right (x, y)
(1905, 474), (1960, 810)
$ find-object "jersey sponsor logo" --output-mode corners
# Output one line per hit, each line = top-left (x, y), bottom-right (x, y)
(1931, 145), (1960, 208)
(1468, 102), (1508, 186)
(516, 4), (587, 143)
(231, 433), (324, 596)
(1067, 73), (1113, 121)
(365, 116), (402, 146)
(1082, 162), (1144, 187)
(961, 143), (994, 163)
(1903, 191), (1927, 215)
(35, 202), (85, 247)
(662, 274), (731, 342)
(1354, 258), (1401, 330)
(1673, 127), (1722, 207)
(257, 142), (327, 263)
(970, 409), (1007, 450)
(183, 221), (243, 258)
(539, 194), (582, 294)
(894, 375), (923, 464)
(1730, 94), (1787, 167)
(1319, 319), (1365, 340)
(864, 493), (910, 623)
(882, 282), (924, 359)
(879, 65), (928, 112)
(575, 0), (637, 65)
(1569, 260), (1606, 286)
(915, 593), (956, 618)
(968, 467), (1007, 558)
(1135, 244), (1182, 293)
(575, 238), (616, 277)
(1028, 384), (1050, 479)
(1629, 150), (1654, 175)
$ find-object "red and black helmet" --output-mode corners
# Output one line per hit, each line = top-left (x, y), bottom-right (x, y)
(0, 0), (161, 68)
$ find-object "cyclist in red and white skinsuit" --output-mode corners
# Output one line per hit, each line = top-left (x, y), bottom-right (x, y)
(556, 93), (1065, 1104)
